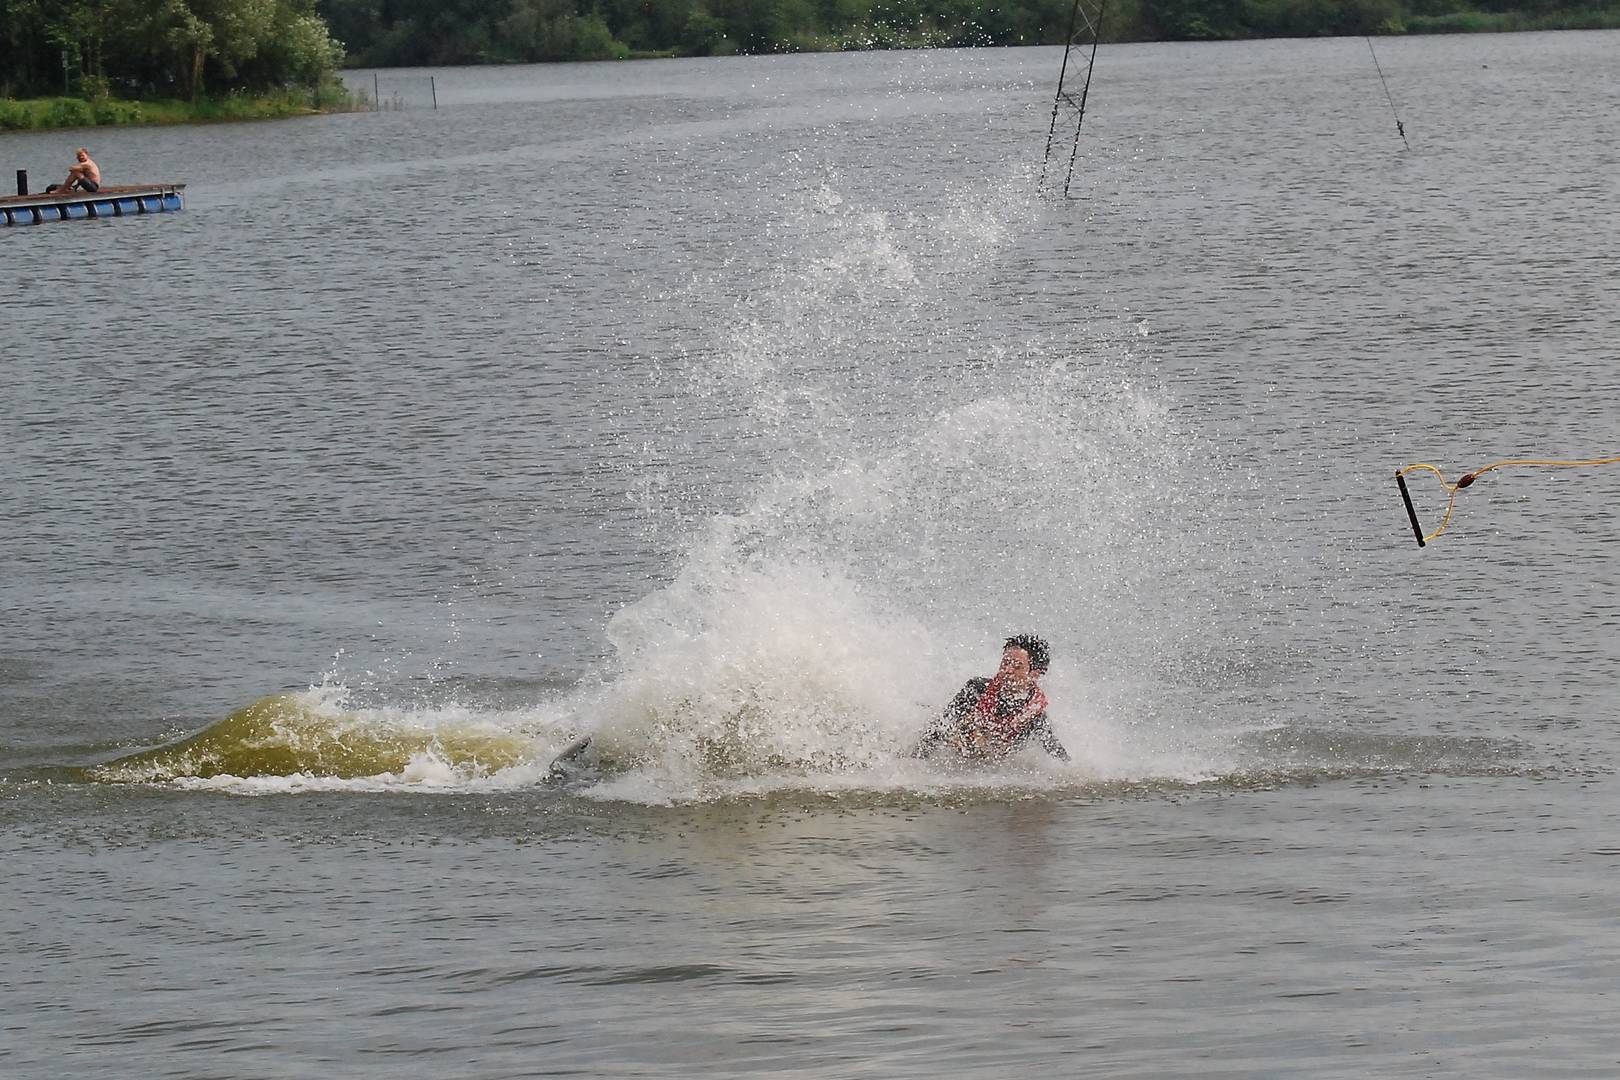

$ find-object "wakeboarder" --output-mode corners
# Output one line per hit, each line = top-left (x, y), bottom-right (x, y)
(911, 635), (1070, 763)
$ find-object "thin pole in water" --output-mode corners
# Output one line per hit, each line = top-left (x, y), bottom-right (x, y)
(1040, 0), (1084, 189)
(374, 72), (381, 112)
(1366, 36), (1409, 150)
(431, 77), (437, 110)
(1063, 0), (1107, 200)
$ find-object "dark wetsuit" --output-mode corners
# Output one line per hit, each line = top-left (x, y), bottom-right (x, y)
(912, 677), (1070, 763)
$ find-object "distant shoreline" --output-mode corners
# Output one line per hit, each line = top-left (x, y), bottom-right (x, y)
(6, 20), (1618, 133)
(0, 88), (365, 133)
(331, 9), (1620, 68)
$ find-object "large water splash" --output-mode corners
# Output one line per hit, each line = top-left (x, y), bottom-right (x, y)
(94, 170), (1269, 801)
(569, 168), (1257, 798)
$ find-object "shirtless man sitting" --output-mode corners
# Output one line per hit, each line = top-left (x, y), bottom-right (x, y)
(46, 148), (100, 193)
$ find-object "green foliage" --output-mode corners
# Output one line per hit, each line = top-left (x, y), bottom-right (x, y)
(1141, 0), (1244, 37)
(5, 0), (1619, 113)
(91, 97), (146, 122)
(44, 96), (95, 128)
(574, 13), (626, 58)
(498, 0), (563, 61)
(0, 87), (369, 129)
(4, 0), (346, 100)
(250, 11), (345, 84)
(1405, 3), (1620, 25)
(1406, 7), (1505, 23)
(0, 97), (87, 130)
(682, 7), (734, 54)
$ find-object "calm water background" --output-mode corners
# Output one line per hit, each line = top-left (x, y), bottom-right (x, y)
(4, 31), (1619, 1078)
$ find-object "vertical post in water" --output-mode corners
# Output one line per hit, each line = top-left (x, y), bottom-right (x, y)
(1039, 0), (1107, 199)
(431, 77), (438, 110)
(16, 170), (27, 196)
(374, 72), (381, 112)
(1039, 0), (1083, 191)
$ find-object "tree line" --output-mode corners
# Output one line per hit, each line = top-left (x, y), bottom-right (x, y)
(3, 0), (1615, 101)
(1, 0), (345, 99)
(317, 0), (1619, 66)
(320, 0), (1073, 65)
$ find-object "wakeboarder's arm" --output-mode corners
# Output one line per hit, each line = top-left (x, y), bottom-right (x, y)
(911, 678), (987, 757)
(1026, 713), (1070, 762)
(944, 679), (986, 722)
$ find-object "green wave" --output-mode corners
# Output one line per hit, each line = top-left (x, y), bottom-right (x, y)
(91, 693), (537, 783)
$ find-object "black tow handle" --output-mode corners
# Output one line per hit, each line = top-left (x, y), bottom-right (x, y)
(1395, 471), (1425, 548)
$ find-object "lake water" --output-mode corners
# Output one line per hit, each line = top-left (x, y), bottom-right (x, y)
(4, 31), (1619, 1078)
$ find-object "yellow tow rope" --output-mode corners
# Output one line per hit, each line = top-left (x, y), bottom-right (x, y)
(1395, 455), (1620, 547)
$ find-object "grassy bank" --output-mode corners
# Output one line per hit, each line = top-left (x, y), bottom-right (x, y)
(1401, 7), (1620, 32)
(0, 86), (366, 132)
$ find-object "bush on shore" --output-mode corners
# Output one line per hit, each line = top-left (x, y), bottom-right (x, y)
(0, 86), (367, 132)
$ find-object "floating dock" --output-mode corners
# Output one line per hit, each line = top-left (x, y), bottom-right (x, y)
(1, 183), (185, 227)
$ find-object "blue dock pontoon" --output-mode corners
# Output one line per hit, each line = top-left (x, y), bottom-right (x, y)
(1, 183), (185, 227)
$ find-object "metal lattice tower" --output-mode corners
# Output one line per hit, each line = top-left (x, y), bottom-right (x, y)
(1039, 0), (1108, 199)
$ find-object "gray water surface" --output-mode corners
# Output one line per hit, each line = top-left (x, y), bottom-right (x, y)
(4, 33), (1619, 1078)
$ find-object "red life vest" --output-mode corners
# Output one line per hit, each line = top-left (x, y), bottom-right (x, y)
(969, 675), (1048, 744)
